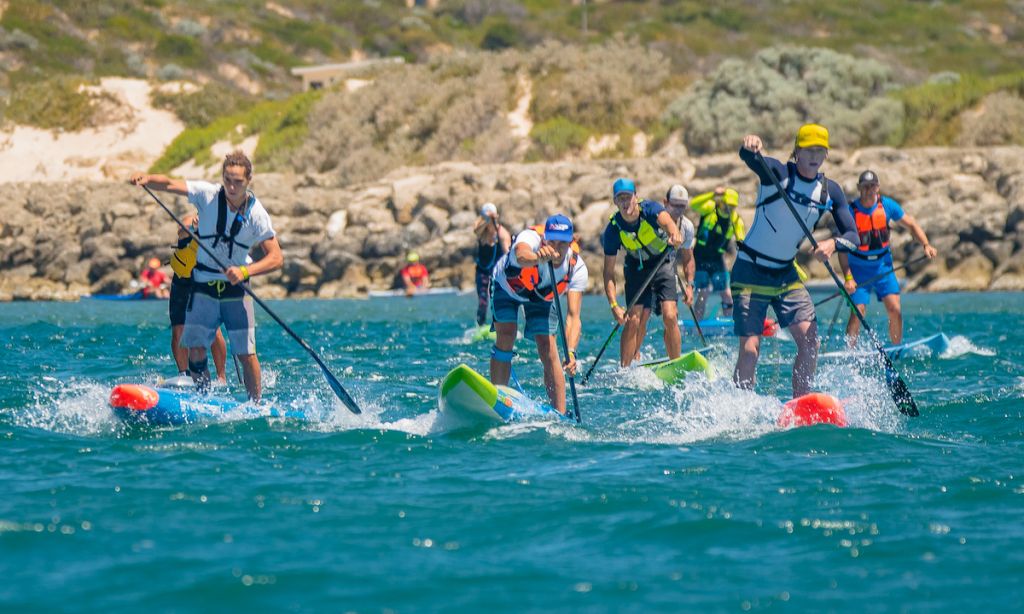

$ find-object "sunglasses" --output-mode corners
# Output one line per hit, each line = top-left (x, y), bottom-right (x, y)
(614, 193), (634, 206)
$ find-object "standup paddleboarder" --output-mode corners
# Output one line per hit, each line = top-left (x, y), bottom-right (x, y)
(690, 186), (746, 320)
(838, 170), (938, 345)
(129, 150), (283, 401)
(734, 124), (859, 397)
(490, 214), (587, 416)
(601, 178), (685, 367)
(472, 202), (511, 326)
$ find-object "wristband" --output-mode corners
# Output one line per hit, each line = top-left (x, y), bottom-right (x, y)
(610, 301), (620, 309)
(240, 265), (250, 281)
(844, 273), (853, 282)
(568, 350), (577, 361)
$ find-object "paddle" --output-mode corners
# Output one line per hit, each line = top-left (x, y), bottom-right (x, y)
(141, 186), (363, 415)
(813, 254), (929, 308)
(677, 274), (709, 347)
(547, 261), (581, 423)
(581, 245), (675, 384)
(754, 153), (919, 417)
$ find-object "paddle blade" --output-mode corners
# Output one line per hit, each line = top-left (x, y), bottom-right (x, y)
(883, 360), (919, 417)
(323, 366), (362, 414)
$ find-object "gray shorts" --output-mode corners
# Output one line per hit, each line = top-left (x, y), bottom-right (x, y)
(730, 258), (815, 336)
(181, 284), (256, 355)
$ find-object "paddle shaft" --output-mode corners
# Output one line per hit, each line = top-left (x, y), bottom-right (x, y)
(141, 186), (362, 415)
(813, 254), (929, 307)
(677, 274), (708, 347)
(581, 245), (675, 384)
(547, 262), (581, 423)
(753, 153), (919, 417)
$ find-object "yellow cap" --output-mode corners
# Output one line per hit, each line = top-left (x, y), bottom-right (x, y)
(723, 188), (739, 207)
(148, 257), (161, 268)
(406, 252), (419, 263)
(795, 123), (829, 150)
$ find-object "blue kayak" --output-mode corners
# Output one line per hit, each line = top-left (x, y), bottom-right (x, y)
(109, 383), (306, 425)
(84, 292), (153, 301)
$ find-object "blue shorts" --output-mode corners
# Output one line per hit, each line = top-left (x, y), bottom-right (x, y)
(849, 254), (900, 304)
(694, 269), (729, 292)
(491, 284), (557, 337)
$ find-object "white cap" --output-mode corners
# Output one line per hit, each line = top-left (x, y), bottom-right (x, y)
(481, 202), (498, 216)
(667, 184), (689, 205)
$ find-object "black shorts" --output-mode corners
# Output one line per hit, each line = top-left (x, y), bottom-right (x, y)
(624, 257), (677, 310)
(168, 277), (192, 327)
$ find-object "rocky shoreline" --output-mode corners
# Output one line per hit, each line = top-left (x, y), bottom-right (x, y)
(2, 145), (1023, 302)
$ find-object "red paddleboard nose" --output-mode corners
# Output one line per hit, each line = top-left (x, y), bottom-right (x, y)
(778, 392), (847, 427)
(109, 384), (159, 411)
(762, 319), (778, 337)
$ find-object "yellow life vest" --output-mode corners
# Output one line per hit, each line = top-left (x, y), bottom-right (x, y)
(609, 213), (668, 261)
(170, 234), (198, 279)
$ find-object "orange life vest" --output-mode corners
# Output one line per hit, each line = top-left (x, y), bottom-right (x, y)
(854, 200), (891, 254)
(401, 263), (428, 287)
(504, 224), (580, 301)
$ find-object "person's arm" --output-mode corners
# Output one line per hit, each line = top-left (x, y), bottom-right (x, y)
(896, 214), (937, 258)
(838, 252), (856, 294)
(499, 226), (512, 253)
(813, 182), (858, 262)
(225, 236), (283, 285)
(564, 290), (583, 375)
(128, 172), (188, 195)
(178, 213), (198, 240)
(677, 248), (695, 306)
(733, 214), (746, 242)
(689, 192), (716, 217)
(422, 268), (430, 288)
(738, 136), (786, 184)
(655, 210), (682, 247)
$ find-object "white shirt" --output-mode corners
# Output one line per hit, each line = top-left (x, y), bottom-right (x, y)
(187, 181), (275, 283)
(676, 215), (696, 250)
(493, 229), (589, 302)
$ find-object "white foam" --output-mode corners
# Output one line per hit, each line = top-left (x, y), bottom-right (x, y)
(942, 335), (996, 358)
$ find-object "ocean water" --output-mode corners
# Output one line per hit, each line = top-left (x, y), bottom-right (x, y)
(1, 291), (1022, 611)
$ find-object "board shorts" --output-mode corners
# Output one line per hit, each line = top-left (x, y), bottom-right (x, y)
(730, 257), (815, 336)
(168, 276), (192, 327)
(491, 284), (558, 337)
(624, 255), (677, 311)
(181, 280), (256, 355)
(849, 252), (900, 304)
(694, 264), (730, 292)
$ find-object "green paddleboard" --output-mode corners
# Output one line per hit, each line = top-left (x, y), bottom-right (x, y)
(639, 349), (712, 384)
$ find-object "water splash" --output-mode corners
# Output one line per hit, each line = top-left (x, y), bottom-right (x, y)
(942, 335), (995, 358)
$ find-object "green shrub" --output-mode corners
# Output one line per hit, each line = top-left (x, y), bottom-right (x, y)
(481, 19), (521, 50)
(155, 34), (204, 68)
(529, 117), (591, 158)
(152, 83), (257, 128)
(2, 76), (114, 131)
(895, 72), (1024, 146)
(665, 45), (904, 154)
(956, 91), (1024, 147)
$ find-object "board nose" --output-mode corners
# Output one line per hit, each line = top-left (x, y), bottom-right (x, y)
(109, 384), (159, 411)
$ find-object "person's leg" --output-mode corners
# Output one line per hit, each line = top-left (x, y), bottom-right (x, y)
(715, 271), (734, 317)
(734, 335), (761, 390)
(489, 286), (520, 385)
(172, 325), (188, 374)
(661, 300), (681, 359)
(181, 291), (220, 391)
(882, 294), (903, 345)
(692, 269), (711, 320)
(211, 328), (228, 383)
(845, 304), (867, 346)
(788, 319), (818, 397)
(475, 267), (490, 326)
(168, 280), (190, 374)
(222, 293), (259, 400)
(535, 334), (566, 415)
(636, 308), (652, 362)
(620, 305), (645, 367)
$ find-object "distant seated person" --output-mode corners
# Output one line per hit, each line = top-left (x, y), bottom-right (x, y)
(139, 257), (170, 299)
(399, 252), (429, 297)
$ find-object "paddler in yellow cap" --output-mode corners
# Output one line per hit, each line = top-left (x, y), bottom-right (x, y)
(731, 123), (860, 398)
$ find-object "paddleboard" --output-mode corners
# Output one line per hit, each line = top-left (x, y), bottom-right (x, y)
(685, 317), (778, 337)
(638, 349), (712, 384)
(367, 287), (460, 298)
(83, 291), (154, 301)
(109, 383), (305, 426)
(438, 364), (565, 424)
(777, 392), (847, 427)
(470, 324), (497, 342)
(820, 332), (950, 361)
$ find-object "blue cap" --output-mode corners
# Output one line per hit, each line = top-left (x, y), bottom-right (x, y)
(543, 214), (574, 242)
(613, 177), (636, 197)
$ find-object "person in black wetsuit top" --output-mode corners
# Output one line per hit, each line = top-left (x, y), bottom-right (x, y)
(472, 202), (511, 327)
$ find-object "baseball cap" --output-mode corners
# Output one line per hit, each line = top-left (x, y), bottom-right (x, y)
(795, 123), (829, 149)
(543, 214), (574, 242)
(406, 252), (419, 263)
(858, 170), (879, 185)
(613, 178), (636, 197)
(481, 202), (498, 216)
(666, 184), (689, 205)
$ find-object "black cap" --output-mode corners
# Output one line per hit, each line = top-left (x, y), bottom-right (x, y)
(858, 170), (879, 185)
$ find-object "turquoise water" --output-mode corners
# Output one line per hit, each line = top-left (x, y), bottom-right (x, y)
(1, 292), (1022, 611)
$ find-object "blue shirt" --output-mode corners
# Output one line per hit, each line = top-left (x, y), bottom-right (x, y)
(602, 199), (666, 258)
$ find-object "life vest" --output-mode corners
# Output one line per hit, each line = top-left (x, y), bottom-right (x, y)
(504, 224), (580, 302)
(170, 223), (198, 279)
(193, 188), (252, 274)
(474, 227), (506, 270)
(852, 198), (891, 259)
(609, 210), (668, 265)
(740, 164), (831, 268)
(402, 262), (429, 287)
(695, 210), (739, 255)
